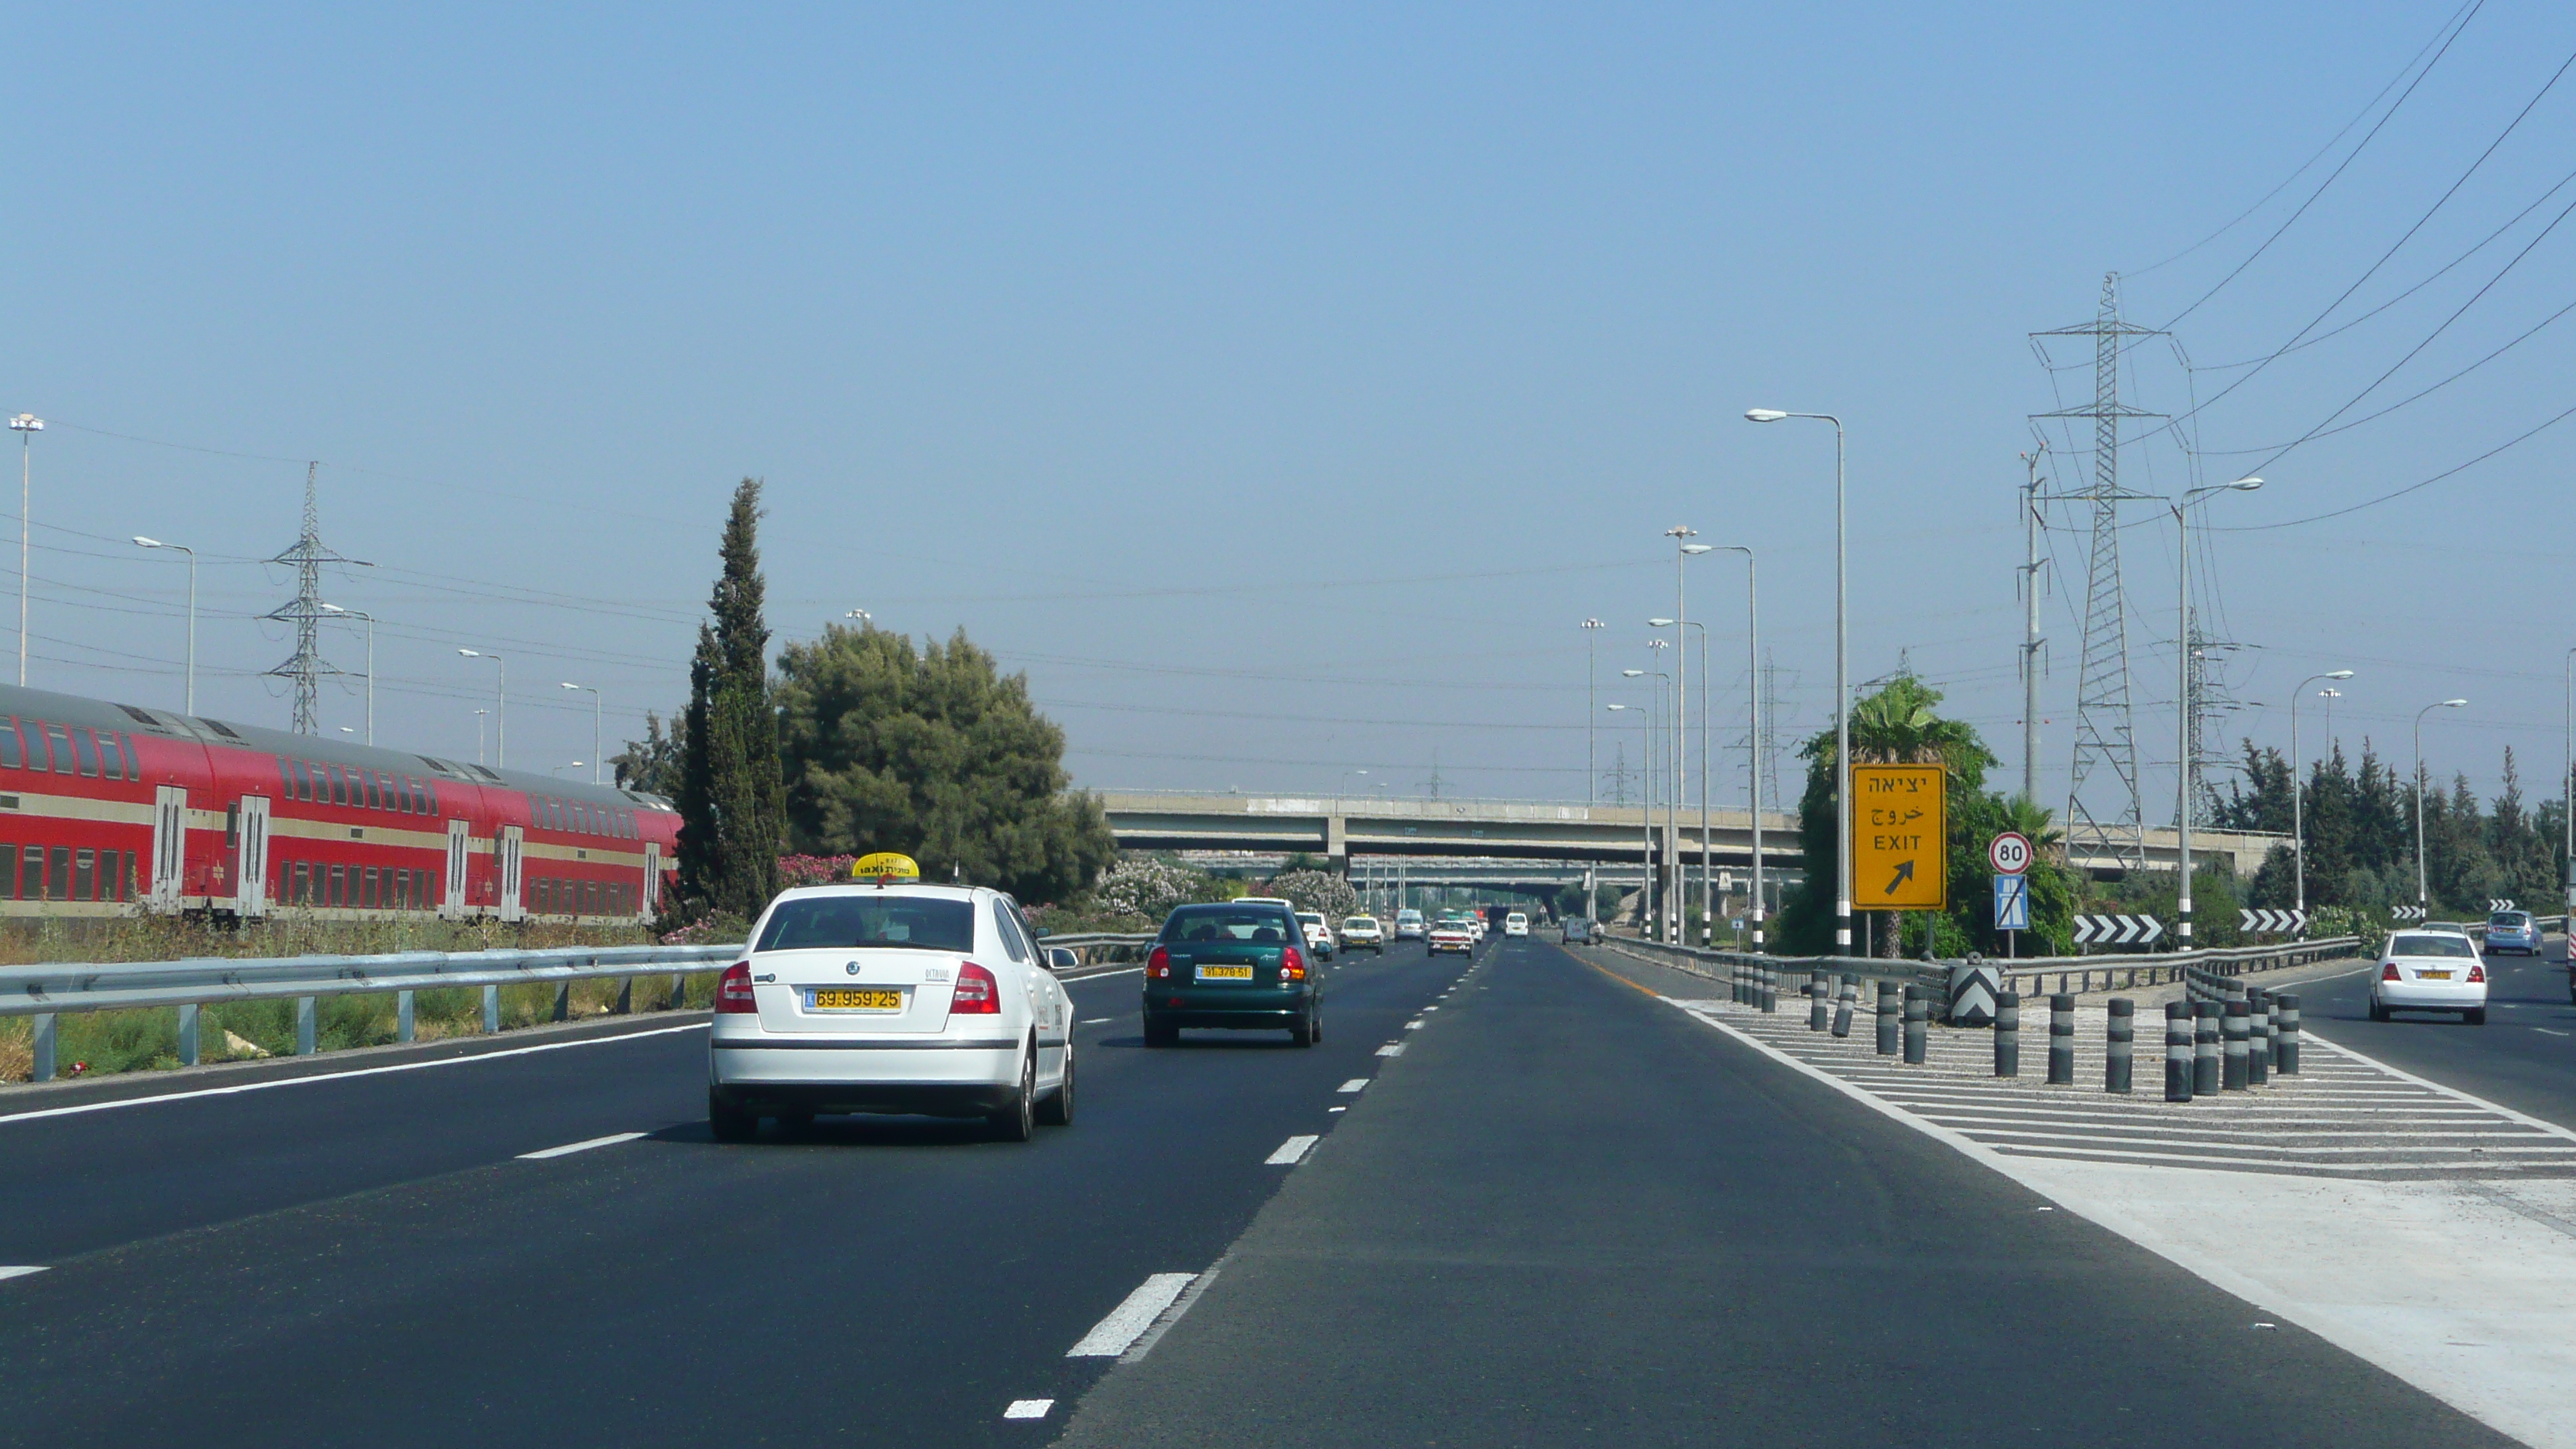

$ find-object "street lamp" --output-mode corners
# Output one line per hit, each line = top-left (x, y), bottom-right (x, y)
(1745, 407), (1848, 951)
(2416, 698), (2468, 909)
(1704, 545), (1763, 948)
(473, 708), (488, 767)
(458, 649), (505, 767)
(2289, 669), (2355, 929)
(320, 604), (375, 744)
(132, 536), (197, 714)
(1664, 525), (1701, 944)
(11, 413), (39, 687)
(1608, 701), (1649, 931)
(1630, 660), (1675, 938)
(2564, 649), (2576, 912)
(2168, 476), (2263, 947)
(847, 609), (872, 626)
(562, 682), (603, 783)
(1656, 613), (1714, 944)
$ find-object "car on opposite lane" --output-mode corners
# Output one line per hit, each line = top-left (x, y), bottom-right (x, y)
(2485, 909), (2541, 955)
(1341, 915), (1386, 954)
(2370, 930), (2489, 1025)
(707, 857), (1075, 1142)
(1143, 900), (1324, 1046)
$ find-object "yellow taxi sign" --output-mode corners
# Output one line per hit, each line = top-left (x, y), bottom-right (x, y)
(1851, 764), (1946, 910)
(851, 851), (921, 885)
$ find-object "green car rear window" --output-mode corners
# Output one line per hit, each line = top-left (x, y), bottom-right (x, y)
(1161, 906), (1294, 944)
(757, 896), (975, 952)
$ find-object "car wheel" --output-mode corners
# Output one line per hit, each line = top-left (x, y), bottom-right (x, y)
(1036, 1039), (1075, 1126)
(2369, 994), (2389, 1023)
(709, 1088), (757, 1144)
(1290, 1011), (1317, 1047)
(2465, 1008), (2488, 1026)
(989, 1047), (1036, 1142)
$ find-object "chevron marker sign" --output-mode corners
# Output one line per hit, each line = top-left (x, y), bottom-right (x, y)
(2392, 906), (2427, 923)
(2489, 898), (2518, 913)
(2239, 909), (2307, 934)
(2072, 914), (2164, 947)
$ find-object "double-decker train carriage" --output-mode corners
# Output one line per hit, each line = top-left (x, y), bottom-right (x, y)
(0, 682), (680, 923)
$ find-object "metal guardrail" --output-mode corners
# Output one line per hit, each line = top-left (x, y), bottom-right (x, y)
(1598, 933), (2362, 1002)
(1036, 933), (1156, 975)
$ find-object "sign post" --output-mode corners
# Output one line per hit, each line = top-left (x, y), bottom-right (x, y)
(1852, 766), (1946, 958)
(1988, 831), (2032, 957)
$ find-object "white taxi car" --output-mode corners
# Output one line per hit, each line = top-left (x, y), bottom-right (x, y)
(707, 854), (1075, 1142)
(2369, 930), (2489, 1025)
(1503, 912), (1530, 937)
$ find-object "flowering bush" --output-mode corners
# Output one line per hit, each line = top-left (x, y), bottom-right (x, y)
(1262, 869), (1358, 920)
(1093, 856), (1217, 923)
(660, 911), (749, 946)
(778, 854), (860, 889)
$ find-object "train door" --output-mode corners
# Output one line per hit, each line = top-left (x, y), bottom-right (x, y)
(642, 841), (661, 921)
(442, 818), (470, 920)
(496, 825), (525, 923)
(233, 795), (271, 917)
(149, 785), (187, 909)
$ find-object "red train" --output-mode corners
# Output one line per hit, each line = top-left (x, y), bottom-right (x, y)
(0, 681), (680, 923)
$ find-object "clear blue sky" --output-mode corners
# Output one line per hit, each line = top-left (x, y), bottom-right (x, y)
(6, 2), (2572, 824)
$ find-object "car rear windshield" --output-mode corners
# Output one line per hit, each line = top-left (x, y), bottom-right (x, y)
(2389, 933), (2475, 958)
(1162, 906), (1294, 944)
(756, 896), (975, 952)
(2490, 913), (2530, 927)
(1343, 917), (1375, 929)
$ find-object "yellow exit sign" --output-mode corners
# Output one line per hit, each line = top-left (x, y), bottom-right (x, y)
(1852, 764), (1947, 909)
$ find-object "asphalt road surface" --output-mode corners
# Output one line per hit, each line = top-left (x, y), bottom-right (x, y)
(0, 933), (2519, 1447)
(2296, 932), (2576, 1132)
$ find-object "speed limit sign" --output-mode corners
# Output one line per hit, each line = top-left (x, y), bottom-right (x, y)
(1989, 831), (2033, 875)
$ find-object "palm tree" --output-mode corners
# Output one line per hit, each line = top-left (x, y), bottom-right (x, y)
(1804, 673), (1997, 956)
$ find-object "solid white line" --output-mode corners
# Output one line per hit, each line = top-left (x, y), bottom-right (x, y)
(1002, 1399), (1054, 1420)
(2537, 1028), (2571, 1038)
(1068, 967), (1144, 981)
(1067, 1273), (1198, 1357)
(1337, 1078), (1368, 1093)
(0, 1023), (711, 1129)
(1080, 1018), (1112, 1025)
(516, 1131), (648, 1160)
(1266, 1134), (1319, 1166)
(0, 1266), (47, 1282)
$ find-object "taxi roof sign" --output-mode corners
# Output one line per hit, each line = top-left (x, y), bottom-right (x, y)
(851, 851), (921, 885)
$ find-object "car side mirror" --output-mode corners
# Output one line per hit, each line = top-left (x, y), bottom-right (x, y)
(1032, 926), (1052, 939)
(1046, 946), (1077, 971)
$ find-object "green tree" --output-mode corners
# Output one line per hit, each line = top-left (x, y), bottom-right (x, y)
(676, 479), (788, 920)
(773, 621), (1115, 903)
(612, 711), (686, 797)
(2215, 742), (2295, 833)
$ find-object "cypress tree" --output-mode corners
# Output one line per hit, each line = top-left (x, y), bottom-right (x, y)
(677, 480), (788, 920)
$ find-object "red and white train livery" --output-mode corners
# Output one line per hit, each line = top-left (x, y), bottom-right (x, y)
(0, 681), (680, 923)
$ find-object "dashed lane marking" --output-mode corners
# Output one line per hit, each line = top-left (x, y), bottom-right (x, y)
(1080, 1018), (1112, 1025)
(517, 1131), (648, 1160)
(1337, 1078), (1368, 1092)
(1375, 1043), (1405, 1057)
(1002, 1399), (1053, 1420)
(1067, 1273), (1198, 1358)
(1266, 1134), (1320, 1166)
(0, 1266), (47, 1282)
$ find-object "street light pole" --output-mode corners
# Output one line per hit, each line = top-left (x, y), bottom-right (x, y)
(2564, 649), (2576, 913)
(1582, 618), (1605, 914)
(459, 649), (505, 767)
(564, 683), (603, 783)
(1745, 409), (1846, 951)
(1608, 702), (1648, 933)
(11, 414), (40, 687)
(1643, 652), (1674, 938)
(2289, 669), (2355, 928)
(474, 709), (488, 767)
(322, 605), (375, 744)
(2416, 697), (2469, 909)
(2167, 477), (2262, 947)
(132, 537), (197, 714)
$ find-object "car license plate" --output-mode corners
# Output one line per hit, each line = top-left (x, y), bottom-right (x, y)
(810, 987), (904, 1010)
(2419, 970), (2451, 981)
(1197, 964), (1254, 981)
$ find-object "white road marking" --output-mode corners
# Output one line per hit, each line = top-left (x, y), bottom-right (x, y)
(1329, 1106), (1347, 1113)
(1337, 1078), (1368, 1093)
(1002, 1399), (1053, 1420)
(0, 1023), (710, 1129)
(1404, 1019), (1425, 1030)
(2537, 1028), (2570, 1037)
(1375, 1043), (1405, 1057)
(0, 1266), (47, 1282)
(1266, 1134), (1319, 1165)
(517, 1131), (648, 1160)
(1067, 1273), (1198, 1358)
(1067, 967), (1144, 981)
(1422, 1005), (1439, 1012)
(1080, 1018), (1112, 1025)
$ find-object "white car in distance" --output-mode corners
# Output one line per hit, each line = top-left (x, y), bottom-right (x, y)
(1503, 912), (1530, 937)
(1341, 916), (1386, 954)
(708, 877), (1075, 1141)
(1296, 910), (1338, 960)
(2369, 930), (2489, 1025)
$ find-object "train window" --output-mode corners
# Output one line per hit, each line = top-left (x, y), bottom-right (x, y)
(585, 879), (601, 915)
(98, 850), (118, 902)
(0, 841), (12, 898)
(333, 767), (351, 807)
(19, 721), (46, 772)
(18, 845), (37, 900)
(287, 759), (306, 802)
(360, 772), (377, 810)
(121, 850), (136, 901)
(292, 861), (310, 904)
(279, 759), (295, 798)
(47, 724), (74, 775)
(125, 735), (143, 779)
(72, 848), (93, 901)
(396, 776), (413, 814)
(98, 731), (122, 780)
(358, 867), (375, 909)
(70, 729), (96, 777)
(423, 782), (439, 816)
(47, 846), (70, 900)
(0, 718), (17, 770)
(327, 864), (344, 907)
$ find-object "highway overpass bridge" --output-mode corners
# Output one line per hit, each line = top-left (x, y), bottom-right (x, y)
(1096, 790), (2286, 881)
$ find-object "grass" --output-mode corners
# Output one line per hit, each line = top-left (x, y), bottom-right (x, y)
(0, 915), (731, 1084)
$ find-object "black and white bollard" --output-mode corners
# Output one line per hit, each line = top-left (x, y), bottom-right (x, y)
(2105, 999), (2134, 1094)
(2047, 993), (2075, 1084)
(2192, 1000), (2221, 1097)
(1810, 971), (1831, 1032)
(1994, 991), (2021, 1077)
(1902, 985), (1929, 1064)
(1832, 975), (1856, 1038)
(2221, 999), (2251, 1091)
(1733, 958), (1747, 1006)
(1875, 980), (1899, 1054)
(2165, 1000), (2194, 1103)
(2246, 990), (2270, 1086)
(2276, 992), (2302, 1074)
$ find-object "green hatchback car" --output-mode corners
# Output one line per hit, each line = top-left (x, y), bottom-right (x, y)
(1142, 900), (1322, 1047)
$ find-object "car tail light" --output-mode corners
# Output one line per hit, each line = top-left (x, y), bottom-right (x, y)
(1279, 945), (1307, 981)
(715, 961), (756, 1014)
(2382, 963), (2400, 981)
(951, 961), (1000, 1014)
(1147, 945), (1170, 980)
(2469, 963), (2486, 983)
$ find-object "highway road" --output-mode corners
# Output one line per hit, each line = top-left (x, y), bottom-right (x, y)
(0, 934), (2522, 1447)
(2293, 932), (2576, 1133)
